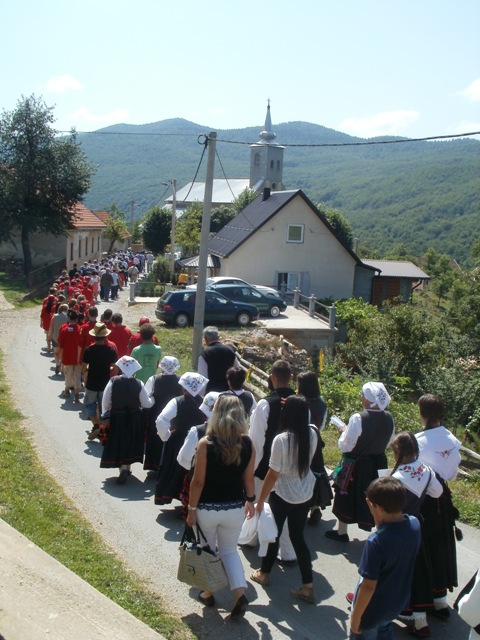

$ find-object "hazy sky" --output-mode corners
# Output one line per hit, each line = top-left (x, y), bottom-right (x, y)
(2, 0), (479, 139)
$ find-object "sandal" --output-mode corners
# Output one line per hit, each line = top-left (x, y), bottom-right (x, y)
(291, 586), (315, 604)
(250, 570), (270, 586)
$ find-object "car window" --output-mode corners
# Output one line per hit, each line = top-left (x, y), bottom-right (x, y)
(207, 292), (228, 305)
(248, 288), (262, 299)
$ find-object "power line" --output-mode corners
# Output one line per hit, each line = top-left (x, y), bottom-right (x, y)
(57, 129), (480, 147)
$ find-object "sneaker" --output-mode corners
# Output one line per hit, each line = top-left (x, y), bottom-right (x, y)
(116, 469), (131, 484)
(61, 389), (70, 398)
(74, 393), (81, 404)
(277, 557), (297, 567)
(55, 364), (60, 375)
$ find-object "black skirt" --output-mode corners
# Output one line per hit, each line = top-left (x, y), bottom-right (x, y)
(100, 407), (144, 468)
(332, 453), (387, 531)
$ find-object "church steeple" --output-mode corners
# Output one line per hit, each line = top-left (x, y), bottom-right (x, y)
(258, 99), (277, 144)
(249, 101), (285, 191)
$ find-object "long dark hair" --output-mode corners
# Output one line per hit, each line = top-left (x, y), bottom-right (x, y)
(280, 395), (311, 478)
(418, 394), (445, 430)
(297, 371), (320, 400)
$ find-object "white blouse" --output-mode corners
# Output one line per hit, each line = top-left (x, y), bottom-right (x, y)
(415, 426), (461, 481)
(269, 427), (317, 504)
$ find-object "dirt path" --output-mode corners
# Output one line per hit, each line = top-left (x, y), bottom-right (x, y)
(1, 291), (477, 640)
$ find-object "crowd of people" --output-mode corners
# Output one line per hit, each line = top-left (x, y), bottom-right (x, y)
(38, 265), (475, 637)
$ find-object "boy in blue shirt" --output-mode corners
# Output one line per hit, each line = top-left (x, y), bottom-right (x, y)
(350, 476), (421, 640)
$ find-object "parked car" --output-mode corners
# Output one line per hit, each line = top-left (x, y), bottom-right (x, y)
(155, 289), (260, 327)
(206, 283), (287, 317)
(187, 276), (282, 298)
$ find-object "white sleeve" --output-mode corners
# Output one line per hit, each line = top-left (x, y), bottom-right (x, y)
(177, 427), (200, 470)
(248, 399), (270, 470)
(458, 571), (480, 630)
(268, 435), (283, 473)
(338, 413), (363, 453)
(156, 397), (178, 441)
(139, 382), (154, 408)
(197, 355), (208, 378)
(144, 375), (156, 396)
(101, 379), (114, 415)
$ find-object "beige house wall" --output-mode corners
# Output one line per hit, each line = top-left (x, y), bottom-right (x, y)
(66, 230), (104, 270)
(219, 197), (357, 299)
(0, 231), (65, 267)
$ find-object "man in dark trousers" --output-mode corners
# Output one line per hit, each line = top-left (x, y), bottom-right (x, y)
(248, 359), (296, 562)
(82, 323), (118, 440)
(197, 326), (240, 392)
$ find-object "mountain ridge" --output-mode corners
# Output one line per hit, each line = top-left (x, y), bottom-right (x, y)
(78, 119), (480, 262)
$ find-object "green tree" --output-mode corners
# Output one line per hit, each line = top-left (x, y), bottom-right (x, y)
(314, 202), (354, 250)
(0, 95), (94, 273)
(103, 201), (129, 253)
(141, 205), (171, 255)
(211, 205), (235, 233)
(175, 202), (202, 258)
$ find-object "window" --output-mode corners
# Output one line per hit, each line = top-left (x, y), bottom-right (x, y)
(70, 242), (73, 260)
(78, 239), (81, 258)
(85, 238), (88, 255)
(286, 224), (304, 243)
(254, 152), (260, 167)
(97, 236), (100, 251)
(91, 237), (94, 253)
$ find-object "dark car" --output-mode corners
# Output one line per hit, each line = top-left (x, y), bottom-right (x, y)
(155, 289), (260, 327)
(206, 283), (287, 317)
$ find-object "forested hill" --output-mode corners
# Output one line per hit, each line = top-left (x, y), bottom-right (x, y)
(78, 119), (480, 263)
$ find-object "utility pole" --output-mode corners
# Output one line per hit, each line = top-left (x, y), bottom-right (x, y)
(130, 201), (136, 233)
(170, 179), (177, 283)
(192, 132), (216, 368)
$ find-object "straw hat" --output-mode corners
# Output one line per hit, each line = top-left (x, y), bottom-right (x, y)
(88, 322), (111, 338)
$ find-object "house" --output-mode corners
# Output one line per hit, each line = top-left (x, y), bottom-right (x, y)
(93, 210), (131, 253)
(165, 101), (286, 215)
(208, 187), (377, 301)
(360, 260), (430, 304)
(0, 202), (107, 272)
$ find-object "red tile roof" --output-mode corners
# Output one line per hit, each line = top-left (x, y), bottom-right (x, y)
(71, 202), (107, 230)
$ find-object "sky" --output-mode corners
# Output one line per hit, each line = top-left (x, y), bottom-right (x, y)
(1, 0), (479, 140)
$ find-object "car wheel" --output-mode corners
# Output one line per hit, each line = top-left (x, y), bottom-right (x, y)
(174, 312), (190, 328)
(269, 305), (281, 317)
(236, 311), (251, 326)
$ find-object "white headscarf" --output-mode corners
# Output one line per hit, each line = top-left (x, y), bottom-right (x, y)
(159, 356), (180, 375)
(179, 372), (208, 397)
(116, 356), (142, 378)
(362, 382), (391, 410)
(199, 391), (221, 419)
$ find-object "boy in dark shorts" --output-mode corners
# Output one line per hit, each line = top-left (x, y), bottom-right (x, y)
(349, 477), (421, 640)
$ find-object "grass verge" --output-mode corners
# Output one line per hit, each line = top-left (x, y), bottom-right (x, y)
(0, 350), (194, 640)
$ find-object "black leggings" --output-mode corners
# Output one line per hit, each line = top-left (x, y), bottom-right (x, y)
(261, 492), (313, 583)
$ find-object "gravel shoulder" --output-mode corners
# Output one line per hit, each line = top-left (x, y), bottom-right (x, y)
(0, 290), (477, 640)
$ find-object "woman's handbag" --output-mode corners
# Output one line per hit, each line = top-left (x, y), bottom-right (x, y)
(177, 524), (228, 592)
(330, 456), (356, 495)
(312, 470), (334, 508)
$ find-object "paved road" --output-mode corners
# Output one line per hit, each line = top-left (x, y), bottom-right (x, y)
(3, 297), (479, 640)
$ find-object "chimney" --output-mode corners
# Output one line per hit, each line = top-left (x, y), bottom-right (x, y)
(262, 187), (271, 201)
